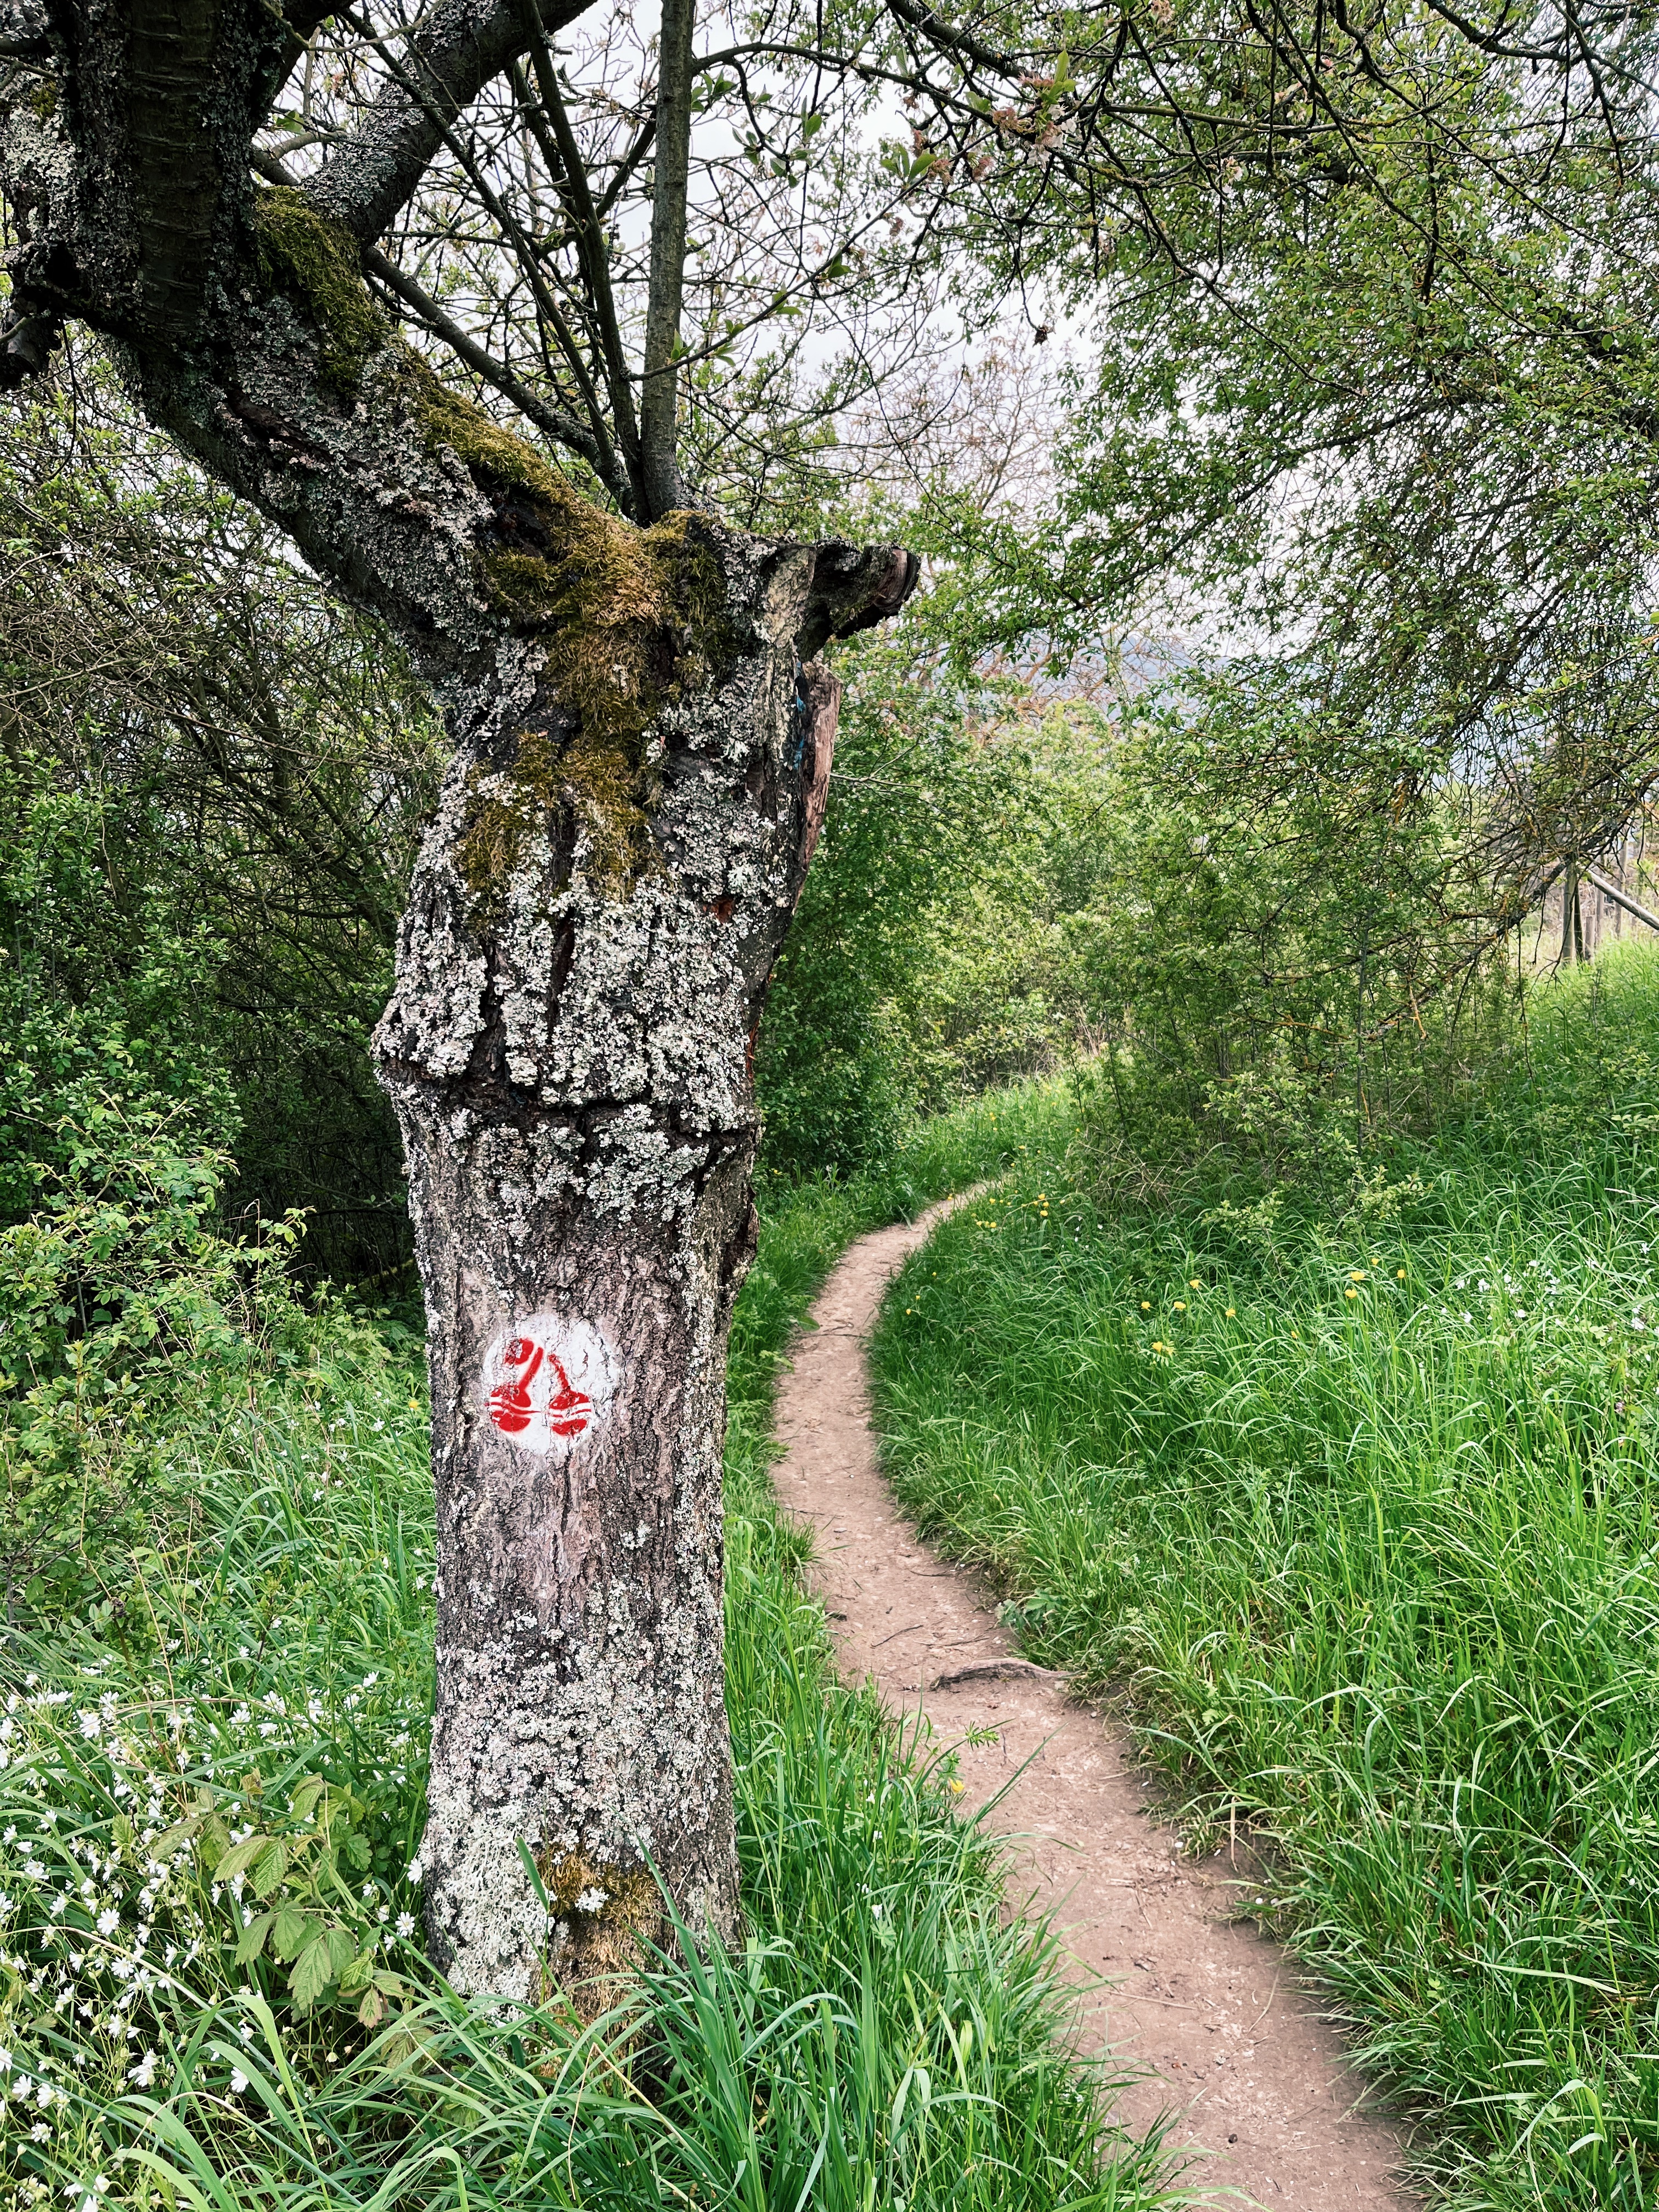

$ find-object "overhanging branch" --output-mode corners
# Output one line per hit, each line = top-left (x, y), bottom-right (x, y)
(307, 0), (597, 246)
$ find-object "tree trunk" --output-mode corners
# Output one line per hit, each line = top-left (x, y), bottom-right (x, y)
(373, 529), (913, 1998)
(0, 0), (917, 2001)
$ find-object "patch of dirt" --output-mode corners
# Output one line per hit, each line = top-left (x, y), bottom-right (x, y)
(775, 1197), (1419, 2210)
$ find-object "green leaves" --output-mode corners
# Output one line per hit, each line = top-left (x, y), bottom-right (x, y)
(290, 1928), (355, 2013)
(272, 1904), (314, 1960)
(193, 1774), (412, 2026)
(235, 1911), (275, 1965)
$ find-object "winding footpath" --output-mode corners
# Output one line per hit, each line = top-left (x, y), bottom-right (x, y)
(775, 1196), (1418, 2210)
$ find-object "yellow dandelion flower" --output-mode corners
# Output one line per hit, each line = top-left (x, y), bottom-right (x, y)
(1172, 1301), (1187, 1312)
(1225, 1307), (1236, 1317)
(1345, 1288), (1359, 1300)
(1141, 1300), (1151, 1311)
(1348, 1269), (1367, 1281)
(1189, 1278), (1202, 1289)
(1396, 1268), (1407, 1279)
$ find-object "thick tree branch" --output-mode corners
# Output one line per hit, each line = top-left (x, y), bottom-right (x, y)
(308, 0), (595, 246)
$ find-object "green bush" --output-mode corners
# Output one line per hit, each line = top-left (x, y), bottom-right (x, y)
(1061, 680), (1524, 1201)
(0, 1095), (307, 1619)
(758, 639), (1105, 1184)
(0, 775), (235, 1231)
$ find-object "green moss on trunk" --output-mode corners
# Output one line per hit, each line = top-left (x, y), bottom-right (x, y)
(252, 185), (388, 391)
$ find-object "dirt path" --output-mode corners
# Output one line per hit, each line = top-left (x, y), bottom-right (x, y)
(775, 1197), (1417, 2210)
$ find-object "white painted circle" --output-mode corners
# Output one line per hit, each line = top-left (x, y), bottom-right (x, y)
(481, 1314), (616, 1456)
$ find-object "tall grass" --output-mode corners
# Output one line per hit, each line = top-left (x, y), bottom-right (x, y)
(0, 1081), (1172, 2209)
(871, 945), (1659, 2211)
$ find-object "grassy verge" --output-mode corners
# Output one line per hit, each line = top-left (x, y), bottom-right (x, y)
(0, 1081), (1172, 2210)
(871, 945), (1659, 2211)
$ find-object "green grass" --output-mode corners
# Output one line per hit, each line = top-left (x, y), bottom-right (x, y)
(0, 1080), (1174, 2209)
(870, 945), (1659, 2211)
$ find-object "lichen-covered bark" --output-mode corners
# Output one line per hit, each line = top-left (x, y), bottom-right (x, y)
(375, 538), (898, 1995)
(0, 0), (917, 2001)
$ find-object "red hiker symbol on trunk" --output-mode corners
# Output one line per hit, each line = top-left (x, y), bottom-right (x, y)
(482, 1316), (611, 1457)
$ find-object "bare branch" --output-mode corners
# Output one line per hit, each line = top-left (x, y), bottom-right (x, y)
(640, 0), (696, 519)
(518, 5), (647, 512)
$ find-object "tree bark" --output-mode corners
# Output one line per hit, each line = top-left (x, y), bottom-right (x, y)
(0, 0), (919, 2001)
(375, 531), (913, 1997)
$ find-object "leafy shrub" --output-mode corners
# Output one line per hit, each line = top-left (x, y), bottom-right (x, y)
(0, 1100), (304, 1620)
(0, 776), (235, 1232)
(758, 638), (1105, 1183)
(1064, 682), (1524, 1201)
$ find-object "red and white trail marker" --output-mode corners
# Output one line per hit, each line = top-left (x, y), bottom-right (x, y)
(481, 1315), (615, 1455)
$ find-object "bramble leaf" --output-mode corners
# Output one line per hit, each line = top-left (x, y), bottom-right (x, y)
(215, 1835), (268, 1882)
(340, 1946), (376, 1994)
(271, 1905), (313, 1960)
(290, 1933), (336, 2012)
(250, 1838), (289, 1898)
(235, 1911), (273, 1965)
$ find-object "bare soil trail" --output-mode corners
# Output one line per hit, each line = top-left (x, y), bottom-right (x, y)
(774, 1196), (1419, 2210)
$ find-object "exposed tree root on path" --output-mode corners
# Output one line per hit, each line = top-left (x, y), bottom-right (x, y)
(776, 1195), (1419, 2211)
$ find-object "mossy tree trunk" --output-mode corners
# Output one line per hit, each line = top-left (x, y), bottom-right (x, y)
(0, 0), (917, 1999)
